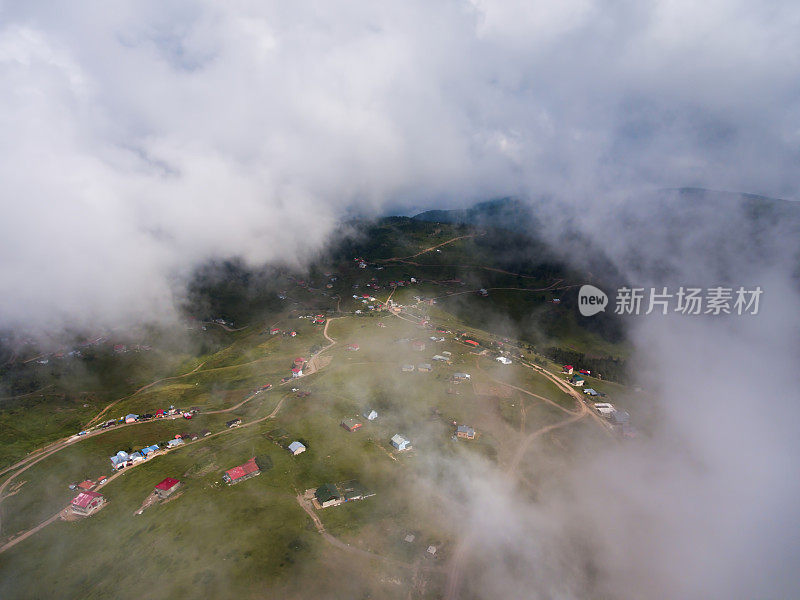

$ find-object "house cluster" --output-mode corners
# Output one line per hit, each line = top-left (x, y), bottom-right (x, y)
(109, 427), (213, 470)
(109, 443), (161, 470)
(253, 383), (273, 394)
(290, 357), (306, 378)
(455, 425), (476, 440)
(69, 476), (181, 518)
(562, 365), (591, 386)
(563, 365), (593, 387)
(34, 335), (153, 366)
(68, 476), (107, 492)
(267, 326), (298, 337)
(103, 405), (189, 430)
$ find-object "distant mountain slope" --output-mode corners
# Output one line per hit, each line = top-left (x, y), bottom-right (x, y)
(413, 197), (541, 232)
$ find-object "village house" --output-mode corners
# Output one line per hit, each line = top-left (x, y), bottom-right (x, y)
(593, 402), (616, 417)
(141, 445), (160, 458)
(200, 429), (211, 437)
(291, 367), (303, 378)
(125, 414), (138, 424)
(570, 374), (585, 387)
(129, 451), (144, 464)
(223, 457), (261, 485)
(154, 478), (181, 499)
(342, 418), (362, 432)
(166, 438), (184, 448)
(453, 372), (471, 381)
(496, 356), (512, 365)
(226, 418), (242, 428)
(110, 451), (129, 470)
(432, 355), (450, 362)
(464, 339), (479, 348)
(77, 480), (95, 491)
(71, 490), (105, 516)
(315, 483), (341, 508)
(583, 388), (599, 397)
(363, 409), (378, 421)
(456, 425), (476, 439)
(391, 434), (411, 451)
(578, 369), (591, 376)
(562, 365), (574, 375)
(611, 410), (630, 426)
(345, 343), (360, 351)
(288, 441), (306, 455)
(401, 364), (415, 372)
(417, 363), (432, 373)
(270, 327), (280, 335)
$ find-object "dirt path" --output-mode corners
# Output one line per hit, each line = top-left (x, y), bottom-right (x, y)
(0, 509), (63, 554)
(295, 494), (445, 574)
(443, 410), (586, 600)
(474, 358), (581, 416)
(202, 390), (261, 414)
(442, 357), (605, 599)
(379, 234), (477, 262)
(202, 322), (250, 332)
(85, 360), (208, 428)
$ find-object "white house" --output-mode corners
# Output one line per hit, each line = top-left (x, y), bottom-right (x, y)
(363, 409), (378, 421)
(288, 441), (306, 456)
(109, 451), (129, 470)
(593, 402), (615, 417)
(496, 356), (512, 365)
(391, 434), (411, 451)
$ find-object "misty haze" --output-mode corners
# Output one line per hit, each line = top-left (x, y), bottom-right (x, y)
(1, 2), (799, 600)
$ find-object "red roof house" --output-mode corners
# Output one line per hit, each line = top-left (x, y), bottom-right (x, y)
(562, 365), (574, 374)
(464, 339), (479, 347)
(154, 477), (181, 499)
(223, 458), (261, 485)
(71, 490), (105, 516)
(77, 480), (95, 491)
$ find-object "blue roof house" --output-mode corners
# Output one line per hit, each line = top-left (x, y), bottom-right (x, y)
(110, 450), (129, 469)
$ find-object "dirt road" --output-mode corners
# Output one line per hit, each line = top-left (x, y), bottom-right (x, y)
(379, 234), (477, 262)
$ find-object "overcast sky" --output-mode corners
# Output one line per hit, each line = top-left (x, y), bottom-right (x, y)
(1, 0), (799, 328)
